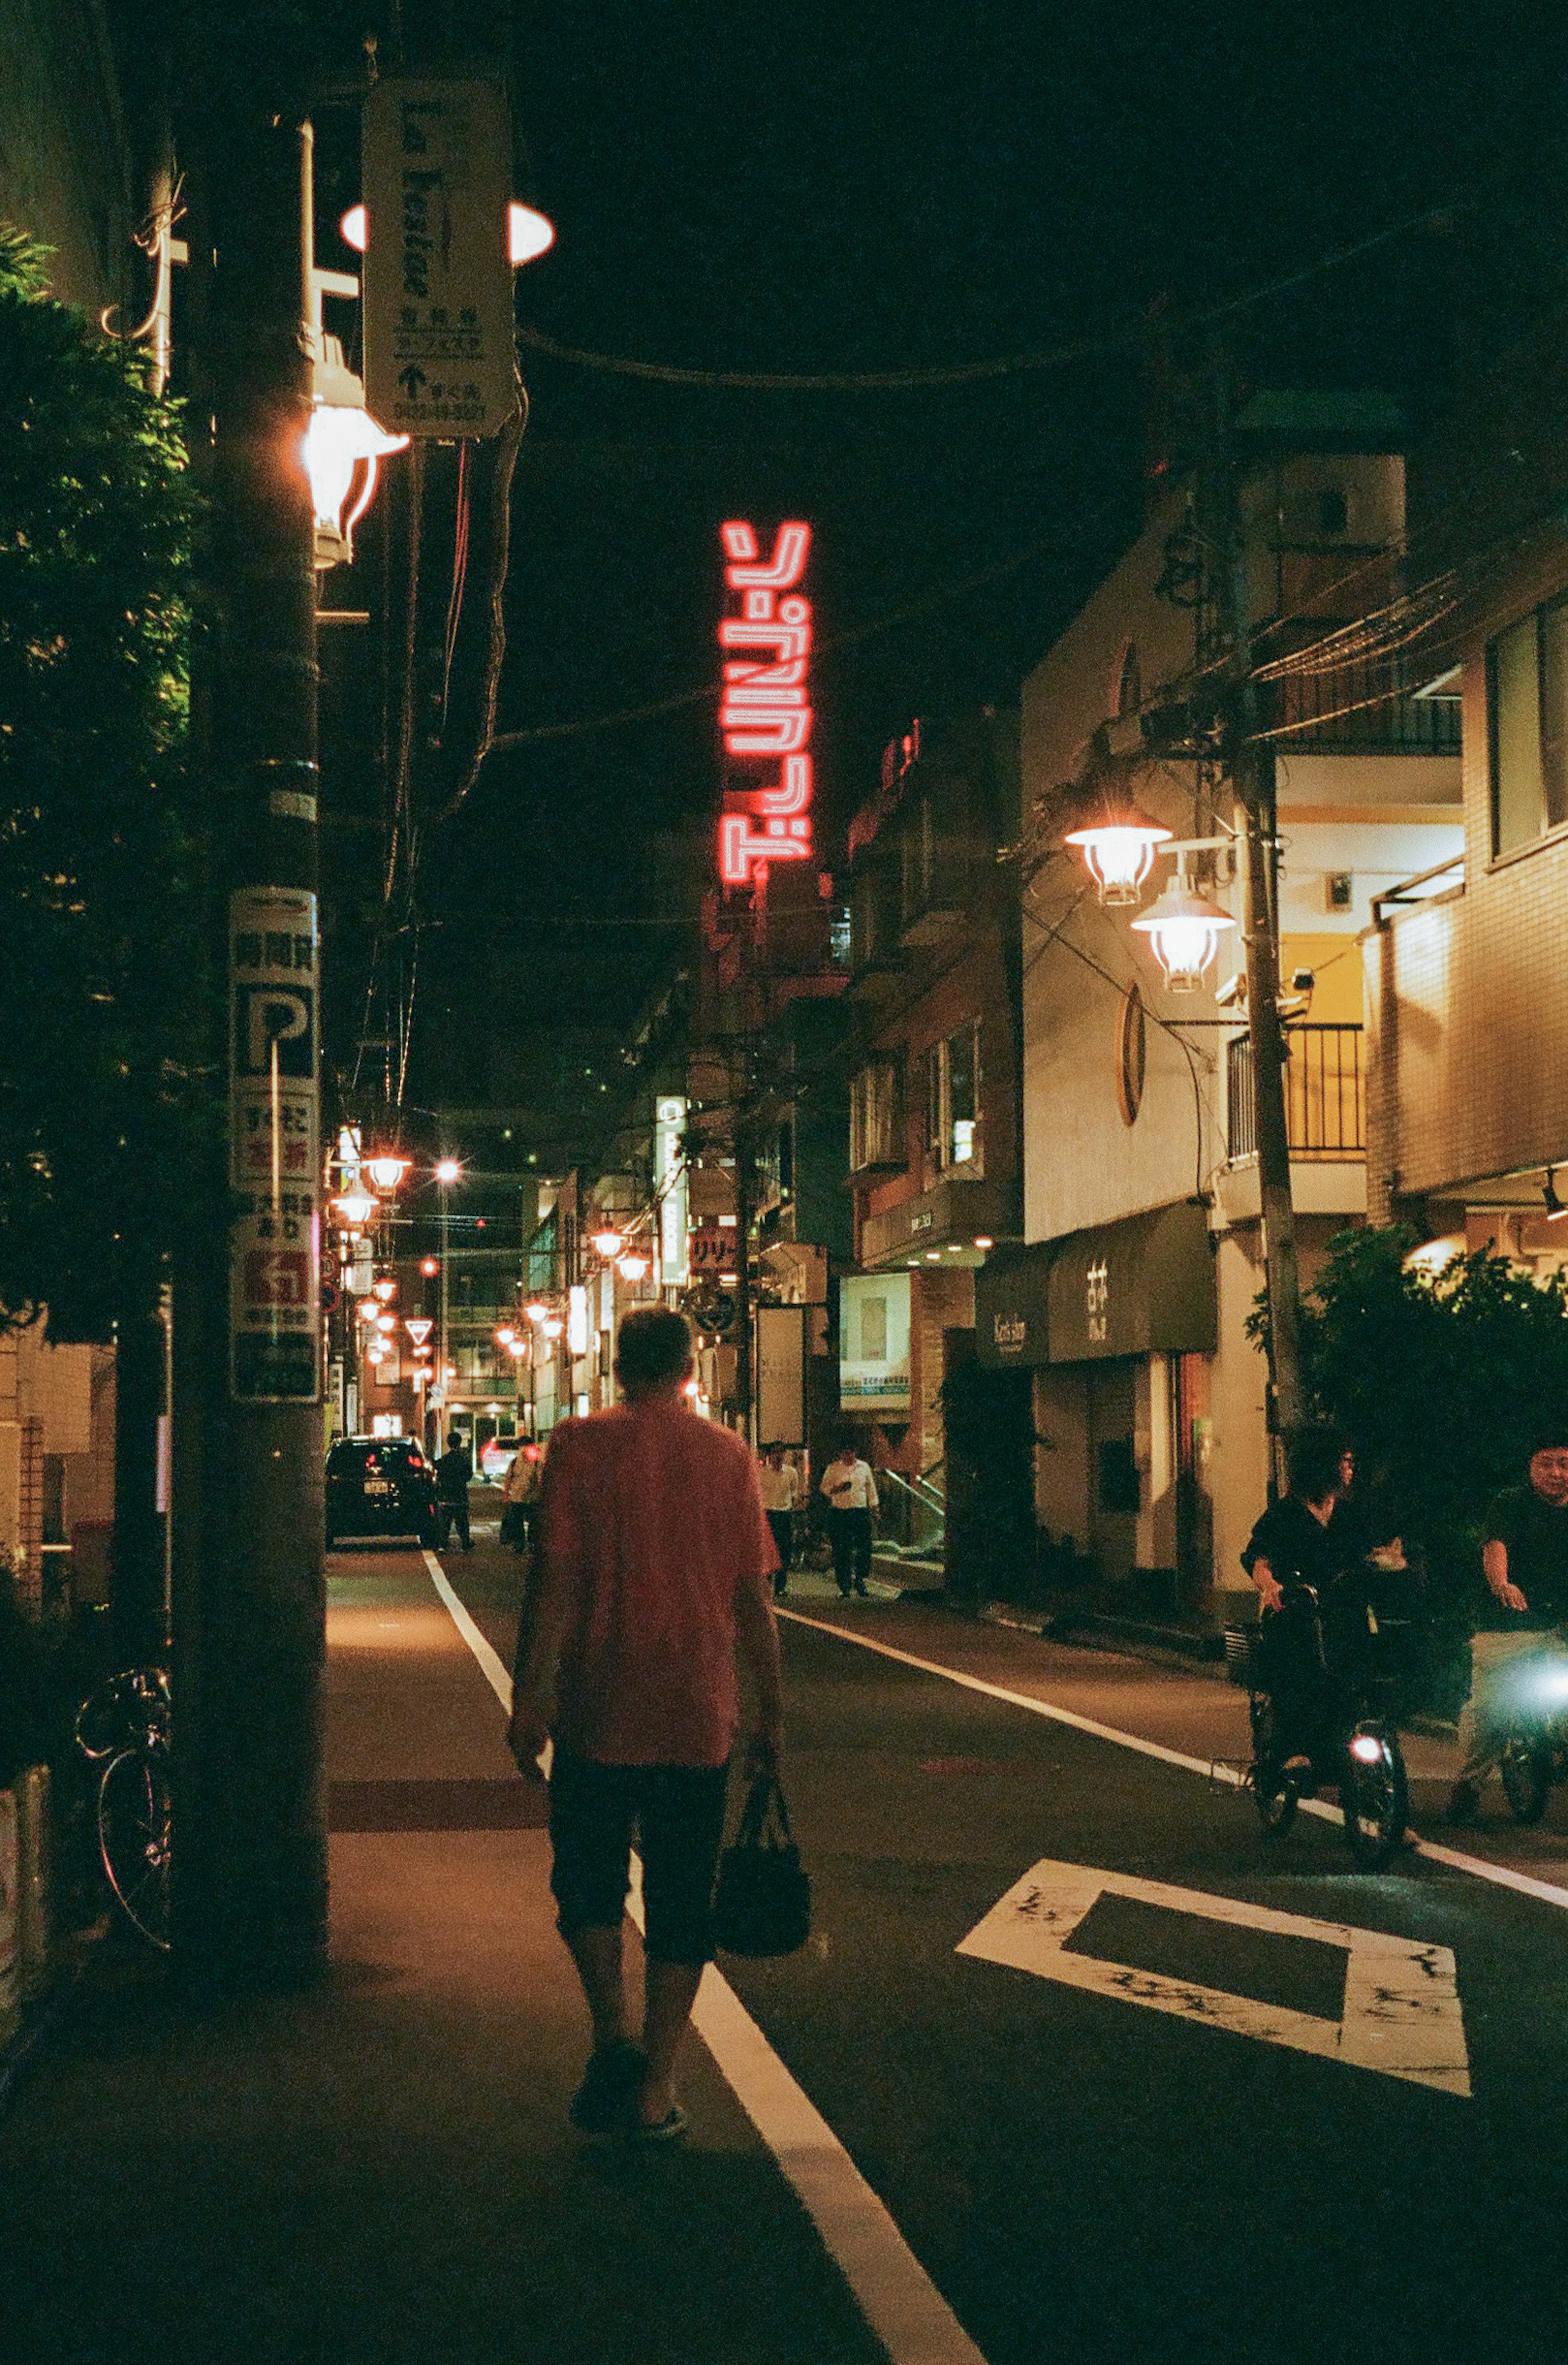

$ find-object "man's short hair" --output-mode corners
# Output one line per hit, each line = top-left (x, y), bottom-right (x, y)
(1528, 1427), (1568, 1459)
(614, 1306), (693, 1391)
(1284, 1424), (1348, 1502)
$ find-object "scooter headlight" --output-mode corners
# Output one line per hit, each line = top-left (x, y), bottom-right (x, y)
(1349, 1732), (1385, 1765)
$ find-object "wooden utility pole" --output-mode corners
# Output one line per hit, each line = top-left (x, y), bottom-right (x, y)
(172, 100), (328, 1986)
(1209, 353), (1306, 1442)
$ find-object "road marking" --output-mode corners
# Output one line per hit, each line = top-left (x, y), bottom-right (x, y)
(423, 1554), (989, 2365)
(957, 1857), (1471, 2098)
(421, 1549), (515, 1703)
(780, 1610), (1568, 1916)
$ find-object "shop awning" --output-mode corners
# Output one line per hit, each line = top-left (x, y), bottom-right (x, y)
(1045, 1200), (1216, 1363)
(974, 1242), (1054, 1368)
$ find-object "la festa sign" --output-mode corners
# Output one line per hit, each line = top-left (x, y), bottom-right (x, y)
(715, 519), (815, 887)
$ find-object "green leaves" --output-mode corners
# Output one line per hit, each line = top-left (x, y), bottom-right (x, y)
(1288, 1223), (1568, 1580)
(0, 225), (205, 1335)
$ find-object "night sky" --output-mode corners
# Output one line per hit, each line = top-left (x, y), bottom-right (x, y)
(287, 3), (1568, 1057)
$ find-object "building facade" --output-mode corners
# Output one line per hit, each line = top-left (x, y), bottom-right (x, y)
(1000, 403), (1463, 1625)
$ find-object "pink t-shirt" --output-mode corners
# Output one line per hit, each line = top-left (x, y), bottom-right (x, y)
(541, 1398), (779, 1767)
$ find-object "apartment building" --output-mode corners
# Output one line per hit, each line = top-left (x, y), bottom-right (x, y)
(993, 397), (1463, 1625)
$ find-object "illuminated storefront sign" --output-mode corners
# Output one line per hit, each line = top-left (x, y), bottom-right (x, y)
(716, 519), (815, 887)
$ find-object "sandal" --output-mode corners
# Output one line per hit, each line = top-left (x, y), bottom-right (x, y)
(628, 2104), (688, 2143)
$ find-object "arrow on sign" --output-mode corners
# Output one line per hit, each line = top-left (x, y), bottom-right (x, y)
(957, 1857), (1470, 2098)
(404, 1317), (434, 1345)
(397, 364), (427, 399)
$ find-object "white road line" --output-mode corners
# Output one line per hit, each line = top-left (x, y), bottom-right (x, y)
(779, 1608), (1568, 1916)
(421, 1549), (515, 1706)
(421, 1553), (988, 2365)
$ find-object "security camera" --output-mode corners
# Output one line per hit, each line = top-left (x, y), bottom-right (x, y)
(1289, 968), (1316, 995)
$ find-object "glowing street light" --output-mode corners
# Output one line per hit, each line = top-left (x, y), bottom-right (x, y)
(302, 334), (408, 571)
(1065, 803), (1173, 907)
(434, 1157), (463, 1186)
(372, 1277), (397, 1303)
(339, 201), (556, 270)
(332, 1188), (378, 1229)
(525, 1300), (549, 1324)
(590, 1227), (624, 1260)
(1131, 873), (1236, 992)
(364, 1150), (412, 1194)
(541, 1316), (564, 1341)
(616, 1252), (650, 1282)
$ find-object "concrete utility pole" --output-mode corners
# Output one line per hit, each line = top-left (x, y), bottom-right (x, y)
(1208, 354), (1306, 1442)
(172, 102), (328, 1986)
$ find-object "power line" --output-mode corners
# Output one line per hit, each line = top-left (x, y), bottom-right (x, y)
(516, 204), (1459, 395)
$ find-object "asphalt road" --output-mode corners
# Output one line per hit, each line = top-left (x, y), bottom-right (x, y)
(434, 1518), (1568, 2365)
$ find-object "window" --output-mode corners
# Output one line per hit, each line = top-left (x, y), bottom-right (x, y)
(924, 1025), (983, 1174)
(849, 1060), (904, 1172)
(1489, 598), (1568, 855)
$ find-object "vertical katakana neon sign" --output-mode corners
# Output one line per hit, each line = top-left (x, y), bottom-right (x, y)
(716, 519), (814, 887)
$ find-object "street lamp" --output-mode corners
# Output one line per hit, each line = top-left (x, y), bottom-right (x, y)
(590, 1227), (624, 1260)
(1130, 870), (1236, 992)
(434, 1157), (462, 1187)
(332, 1188), (378, 1229)
(301, 335), (408, 571)
(364, 1150), (411, 1194)
(1064, 802), (1172, 907)
(616, 1252), (650, 1282)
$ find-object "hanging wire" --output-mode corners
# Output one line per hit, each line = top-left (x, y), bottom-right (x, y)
(516, 204), (1459, 394)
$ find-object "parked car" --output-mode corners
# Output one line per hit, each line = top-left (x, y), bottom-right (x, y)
(479, 1437), (519, 1482)
(325, 1436), (440, 1549)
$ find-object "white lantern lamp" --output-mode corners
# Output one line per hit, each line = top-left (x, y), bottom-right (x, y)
(1131, 872), (1236, 992)
(1065, 803), (1172, 907)
(303, 334), (409, 571)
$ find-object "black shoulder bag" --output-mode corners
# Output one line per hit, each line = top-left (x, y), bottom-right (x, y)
(713, 1772), (811, 1957)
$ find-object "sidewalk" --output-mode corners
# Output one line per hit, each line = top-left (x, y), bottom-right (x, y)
(0, 1548), (889, 2365)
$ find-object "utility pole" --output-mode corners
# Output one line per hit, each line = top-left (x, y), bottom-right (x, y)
(172, 98), (328, 1986)
(1208, 352), (1306, 1443)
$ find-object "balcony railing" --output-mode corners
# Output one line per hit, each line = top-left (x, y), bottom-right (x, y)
(1227, 1023), (1365, 1163)
(1261, 649), (1461, 758)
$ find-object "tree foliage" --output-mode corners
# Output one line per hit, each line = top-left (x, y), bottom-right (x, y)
(1265, 1224), (1568, 1564)
(0, 226), (204, 1335)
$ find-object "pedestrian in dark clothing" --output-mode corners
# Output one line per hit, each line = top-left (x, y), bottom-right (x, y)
(434, 1438), (473, 1551)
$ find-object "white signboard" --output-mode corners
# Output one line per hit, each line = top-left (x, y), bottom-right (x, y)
(839, 1272), (911, 1419)
(362, 78), (515, 440)
(755, 1305), (806, 1447)
(655, 1097), (688, 1285)
(229, 888), (321, 1402)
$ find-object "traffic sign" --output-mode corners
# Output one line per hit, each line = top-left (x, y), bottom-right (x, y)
(404, 1317), (434, 1345)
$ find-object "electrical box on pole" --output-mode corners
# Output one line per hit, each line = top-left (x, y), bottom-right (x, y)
(361, 78), (515, 441)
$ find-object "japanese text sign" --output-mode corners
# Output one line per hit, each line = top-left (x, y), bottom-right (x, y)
(716, 519), (814, 888)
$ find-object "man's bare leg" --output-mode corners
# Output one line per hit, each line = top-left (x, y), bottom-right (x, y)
(638, 1957), (704, 2125)
(565, 1924), (630, 2053)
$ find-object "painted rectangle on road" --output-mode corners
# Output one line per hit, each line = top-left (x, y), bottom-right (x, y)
(957, 1856), (1470, 2097)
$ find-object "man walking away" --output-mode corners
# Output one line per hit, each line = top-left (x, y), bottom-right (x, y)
(820, 1438), (878, 1599)
(508, 1307), (783, 2140)
(1447, 1431), (1568, 1824)
(757, 1447), (800, 1599)
(434, 1432), (473, 1551)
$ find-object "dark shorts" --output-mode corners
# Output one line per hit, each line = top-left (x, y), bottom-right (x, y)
(548, 1747), (731, 1966)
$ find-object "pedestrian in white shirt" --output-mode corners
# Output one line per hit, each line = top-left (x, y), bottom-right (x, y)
(820, 1442), (878, 1599)
(756, 1448), (801, 1598)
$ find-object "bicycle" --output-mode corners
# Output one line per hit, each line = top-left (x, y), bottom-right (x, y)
(74, 1667), (173, 1950)
(1229, 1570), (1418, 1871)
(1496, 1646), (1568, 1824)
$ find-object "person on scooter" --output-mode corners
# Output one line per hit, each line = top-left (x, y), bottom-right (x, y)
(1446, 1431), (1568, 1825)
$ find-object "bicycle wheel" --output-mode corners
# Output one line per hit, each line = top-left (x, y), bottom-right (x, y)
(1500, 1733), (1551, 1824)
(98, 1749), (172, 1950)
(1341, 1729), (1408, 1870)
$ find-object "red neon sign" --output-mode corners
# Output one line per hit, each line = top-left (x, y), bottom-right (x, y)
(717, 520), (814, 885)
